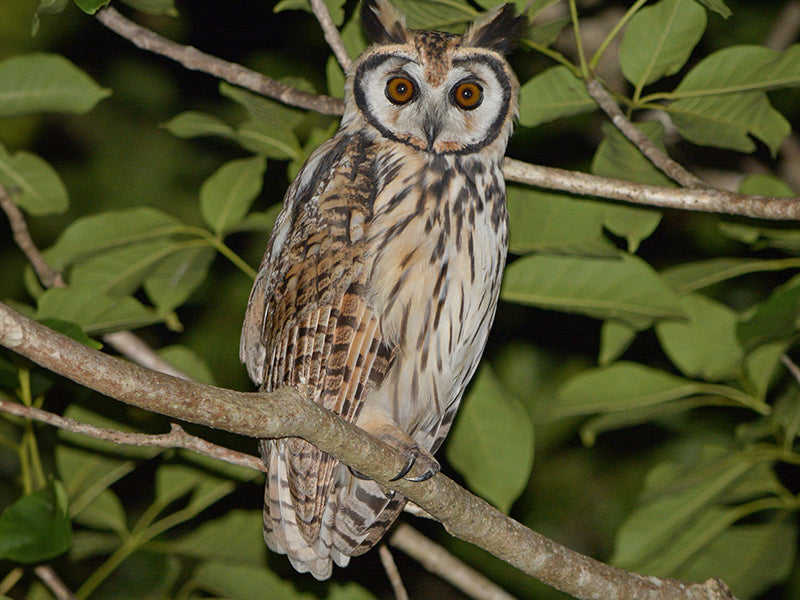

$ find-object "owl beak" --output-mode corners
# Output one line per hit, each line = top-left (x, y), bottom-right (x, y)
(422, 113), (441, 148)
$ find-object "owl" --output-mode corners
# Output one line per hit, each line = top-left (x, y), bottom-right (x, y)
(241, 0), (522, 579)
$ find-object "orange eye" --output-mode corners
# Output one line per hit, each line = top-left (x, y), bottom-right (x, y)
(452, 81), (483, 110)
(385, 76), (416, 105)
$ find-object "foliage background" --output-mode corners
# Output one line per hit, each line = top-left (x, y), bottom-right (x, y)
(2, 0), (800, 599)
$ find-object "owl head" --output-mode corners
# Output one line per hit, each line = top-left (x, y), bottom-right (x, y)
(343, 0), (524, 156)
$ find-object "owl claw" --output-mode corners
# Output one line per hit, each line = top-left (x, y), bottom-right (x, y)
(390, 446), (440, 482)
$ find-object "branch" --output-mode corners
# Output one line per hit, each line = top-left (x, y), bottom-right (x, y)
(378, 545), (409, 600)
(585, 79), (706, 189)
(503, 158), (800, 220)
(389, 523), (519, 600)
(0, 396), (266, 473)
(33, 566), (77, 600)
(0, 302), (738, 600)
(94, 6), (344, 116)
(309, 0), (352, 71)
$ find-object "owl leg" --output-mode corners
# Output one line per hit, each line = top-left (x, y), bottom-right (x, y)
(354, 403), (440, 482)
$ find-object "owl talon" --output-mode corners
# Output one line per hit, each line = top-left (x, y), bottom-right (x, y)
(348, 466), (371, 480)
(389, 454), (416, 481)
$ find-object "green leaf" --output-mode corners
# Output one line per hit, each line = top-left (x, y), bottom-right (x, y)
(695, 0), (731, 18)
(501, 253), (684, 328)
(36, 287), (161, 333)
(38, 318), (102, 350)
(680, 520), (796, 600)
(592, 121), (674, 186)
(236, 119), (303, 160)
(162, 111), (235, 139)
(158, 345), (216, 385)
(0, 146), (68, 216)
(73, 0), (110, 13)
(739, 173), (795, 197)
(119, 0), (178, 16)
(274, 0), (346, 26)
(220, 83), (306, 132)
(666, 45), (800, 154)
(446, 366), (534, 513)
(154, 465), (235, 515)
(159, 510), (265, 564)
(518, 66), (595, 127)
(661, 257), (800, 296)
(598, 320), (638, 365)
(144, 245), (215, 313)
(0, 53), (109, 115)
(200, 156), (266, 235)
(192, 561), (312, 600)
(389, 0), (476, 30)
(0, 481), (72, 563)
(73, 489), (128, 534)
(69, 239), (177, 297)
(43, 207), (183, 271)
(557, 361), (701, 417)
(522, 17), (569, 48)
(655, 294), (743, 381)
(506, 186), (617, 257)
(742, 340), (787, 401)
(737, 273), (800, 350)
(619, 0), (706, 89)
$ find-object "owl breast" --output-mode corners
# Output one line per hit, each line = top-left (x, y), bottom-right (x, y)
(363, 145), (508, 450)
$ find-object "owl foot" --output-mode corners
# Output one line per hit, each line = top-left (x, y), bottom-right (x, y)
(347, 440), (440, 482)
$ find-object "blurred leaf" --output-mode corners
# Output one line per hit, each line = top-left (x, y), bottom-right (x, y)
(43, 207), (183, 271)
(619, 0), (706, 89)
(0, 53), (109, 114)
(592, 121), (673, 187)
(655, 294), (743, 381)
(200, 156), (266, 235)
(557, 361), (700, 417)
(447, 365), (534, 513)
(501, 253), (684, 328)
(522, 17), (569, 48)
(154, 465), (235, 515)
(0, 481), (71, 563)
(38, 318), (102, 349)
(681, 520), (796, 600)
(163, 111), (235, 139)
(36, 287), (161, 333)
(220, 83), (306, 132)
(742, 341), (788, 401)
(160, 510), (264, 564)
(237, 119), (303, 160)
(695, 0), (731, 18)
(274, 0), (346, 26)
(0, 146), (68, 216)
(737, 274), (800, 350)
(120, 0), (178, 16)
(70, 530), (120, 561)
(326, 583), (378, 600)
(227, 205), (282, 234)
(506, 186), (616, 257)
(33, 0), (70, 35)
(143, 245), (215, 313)
(518, 66), (595, 127)
(390, 0), (476, 30)
(73, 489), (127, 534)
(59, 404), (161, 459)
(739, 173), (795, 197)
(192, 561), (312, 600)
(93, 551), (180, 600)
(158, 345), (216, 385)
(601, 203), (663, 253)
(73, 0), (111, 13)
(598, 320), (638, 365)
(661, 257), (800, 295)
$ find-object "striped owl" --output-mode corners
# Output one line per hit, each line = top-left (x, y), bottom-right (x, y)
(241, 0), (522, 580)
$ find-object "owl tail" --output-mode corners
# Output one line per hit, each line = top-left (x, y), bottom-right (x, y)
(261, 440), (406, 579)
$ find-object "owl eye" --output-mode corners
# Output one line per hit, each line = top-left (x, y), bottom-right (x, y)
(452, 81), (483, 110)
(385, 76), (416, 105)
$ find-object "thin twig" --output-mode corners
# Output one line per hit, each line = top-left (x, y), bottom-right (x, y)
(309, 0), (352, 71)
(379, 544), (409, 600)
(0, 186), (65, 288)
(503, 158), (800, 220)
(586, 79), (707, 188)
(0, 303), (739, 600)
(94, 6), (344, 116)
(389, 524), (519, 600)
(0, 396), (266, 473)
(764, 1), (800, 50)
(33, 566), (78, 600)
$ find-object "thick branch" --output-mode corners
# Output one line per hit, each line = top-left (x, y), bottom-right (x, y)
(0, 302), (737, 600)
(94, 6), (344, 116)
(586, 79), (706, 188)
(503, 158), (800, 220)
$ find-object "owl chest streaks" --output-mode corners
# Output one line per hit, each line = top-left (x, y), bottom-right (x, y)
(368, 144), (508, 450)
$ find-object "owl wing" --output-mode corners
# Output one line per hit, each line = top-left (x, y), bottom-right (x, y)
(241, 133), (394, 549)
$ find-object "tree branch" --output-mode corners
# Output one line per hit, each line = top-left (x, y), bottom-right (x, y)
(585, 79), (706, 188)
(389, 523), (519, 600)
(378, 544), (409, 600)
(0, 302), (738, 600)
(33, 566), (77, 600)
(309, 0), (352, 71)
(0, 396), (266, 473)
(503, 157), (800, 220)
(94, 6), (344, 116)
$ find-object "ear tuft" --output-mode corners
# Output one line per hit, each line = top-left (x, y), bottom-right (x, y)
(361, 0), (411, 45)
(462, 3), (526, 54)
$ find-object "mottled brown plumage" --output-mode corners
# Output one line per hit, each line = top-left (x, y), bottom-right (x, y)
(241, 0), (522, 579)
